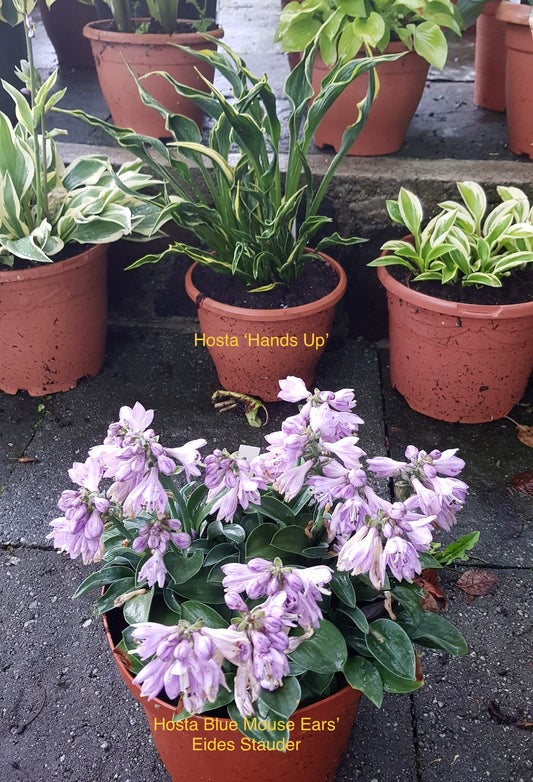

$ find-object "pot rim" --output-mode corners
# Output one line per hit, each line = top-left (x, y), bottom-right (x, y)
(83, 18), (224, 45)
(0, 243), (107, 284)
(495, 1), (533, 25)
(185, 251), (347, 322)
(376, 264), (533, 320)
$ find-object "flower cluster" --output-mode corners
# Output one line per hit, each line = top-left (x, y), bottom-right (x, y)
(50, 378), (472, 735)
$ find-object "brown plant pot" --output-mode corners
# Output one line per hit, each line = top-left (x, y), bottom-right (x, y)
(495, 2), (533, 157)
(377, 265), (533, 423)
(185, 253), (347, 402)
(0, 245), (108, 396)
(312, 44), (429, 156)
(37, 0), (96, 68)
(474, 0), (506, 112)
(83, 20), (224, 138)
(103, 611), (361, 782)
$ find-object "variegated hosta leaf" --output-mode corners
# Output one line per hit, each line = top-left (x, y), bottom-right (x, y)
(1, 219), (63, 263)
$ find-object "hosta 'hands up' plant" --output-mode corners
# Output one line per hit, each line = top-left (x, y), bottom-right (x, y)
(369, 181), (533, 287)
(0, 0), (161, 267)
(97, 0), (214, 34)
(49, 378), (477, 740)
(61, 40), (402, 290)
(275, 0), (463, 71)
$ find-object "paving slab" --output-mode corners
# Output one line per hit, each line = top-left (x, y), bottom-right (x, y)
(380, 350), (533, 568)
(412, 568), (532, 782)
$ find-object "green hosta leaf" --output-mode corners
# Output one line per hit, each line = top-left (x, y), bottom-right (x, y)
(72, 566), (135, 599)
(344, 657), (383, 707)
(204, 543), (239, 567)
(457, 180), (487, 229)
(463, 272), (502, 287)
(0, 78), (34, 132)
(413, 22), (448, 70)
(365, 618), (416, 680)
(248, 496), (295, 525)
(338, 604), (369, 633)
(418, 552), (443, 570)
(435, 531), (480, 565)
(258, 676), (301, 720)
(245, 523), (280, 559)
(300, 670), (334, 696)
(164, 549), (204, 585)
(170, 573), (226, 604)
(410, 612), (468, 656)
(180, 600), (228, 629)
(330, 570), (356, 608)
(289, 620), (348, 674)
(93, 577), (138, 615)
(374, 661), (424, 693)
(338, 0), (366, 14)
(271, 525), (310, 554)
(354, 12), (386, 47)
(123, 587), (154, 624)
(392, 586), (424, 625)
(337, 24), (363, 61)
(397, 188), (423, 239)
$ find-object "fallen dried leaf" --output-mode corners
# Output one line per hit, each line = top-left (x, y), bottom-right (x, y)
(456, 569), (499, 600)
(488, 701), (533, 730)
(7, 456), (39, 464)
(506, 417), (533, 447)
(508, 470), (533, 496)
(414, 568), (448, 611)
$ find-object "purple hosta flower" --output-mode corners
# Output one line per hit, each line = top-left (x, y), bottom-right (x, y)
(366, 455), (409, 478)
(204, 449), (266, 522)
(309, 402), (363, 442)
(365, 490), (435, 552)
(272, 458), (314, 501)
(47, 457), (108, 565)
(336, 524), (384, 590)
(326, 494), (370, 545)
(321, 437), (366, 470)
(319, 387), (357, 412)
(278, 376), (311, 404)
(381, 535), (422, 583)
(411, 475), (468, 532)
(222, 558), (332, 630)
(131, 621), (227, 714)
(132, 517), (190, 556)
(138, 550), (167, 588)
(162, 439), (206, 480)
(122, 465), (169, 519)
(308, 459), (367, 508)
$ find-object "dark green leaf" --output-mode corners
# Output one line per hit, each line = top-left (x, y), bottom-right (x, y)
(289, 621), (347, 674)
(245, 523), (280, 559)
(374, 661), (424, 693)
(338, 605), (369, 634)
(392, 586), (424, 625)
(365, 619), (416, 680)
(330, 570), (357, 609)
(410, 612), (468, 656)
(271, 525), (310, 554)
(165, 549), (204, 585)
(123, 587), (154, 625)
(72, 566), (135, 599)
(344, 657), (383, 708)
(258, 677), (301, 720)
(93, 578), (138, 615)
(180, 600), (228, 629)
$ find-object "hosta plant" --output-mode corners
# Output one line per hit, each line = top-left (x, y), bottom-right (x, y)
(48, 377), (477, 742)
(369, 181), (533, 287)
(0, 0), (160, 267)
(62, 40), (402, 290)
(275, 0), (463, 70)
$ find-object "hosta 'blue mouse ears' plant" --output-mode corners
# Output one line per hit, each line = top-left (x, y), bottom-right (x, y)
(0, 0), (161, 267)
(275, 0), (463, 71)
(49, 377), (476, 741)
(369, 181), (533, 287)
(60, 39), (402, 290)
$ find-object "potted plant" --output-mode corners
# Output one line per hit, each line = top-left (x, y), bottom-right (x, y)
(495, 0), (533, 158)
(0, 0), (161, 395)
(64, 40), (401, 400)
(82, 0), (224, 137)
(369, 181), (533, 423)
(47, 377), (475, 781)
(275, 0), (464, 155)
(36, 0), (97, 68)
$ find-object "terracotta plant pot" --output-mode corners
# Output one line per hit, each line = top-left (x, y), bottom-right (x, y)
(37, 0), (96, 68)
(83, 20), (224, 137)
(185, 253), (347, 401)
(377, 266), (533, 423)
(495, 1), (533, 158)
(312, 44), (429, 156)
(0, 245), (108, 396)
(103, 612), (361, 782)
(474, 0), (506, 112)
